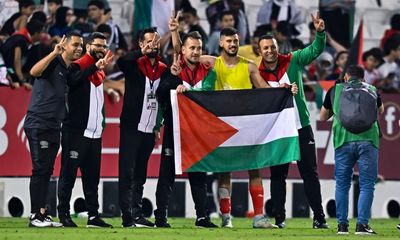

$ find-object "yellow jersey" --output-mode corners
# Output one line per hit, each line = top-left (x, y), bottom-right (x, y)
(214, 56), (252, 90)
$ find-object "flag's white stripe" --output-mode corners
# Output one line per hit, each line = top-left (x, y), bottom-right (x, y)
(171, 90), (183, 174)
(220, 108), (298, 147)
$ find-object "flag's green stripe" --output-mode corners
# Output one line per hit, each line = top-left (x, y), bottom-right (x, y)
(187, 137), (300, 172)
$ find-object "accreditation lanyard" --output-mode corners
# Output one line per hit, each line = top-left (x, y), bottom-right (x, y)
(142, 59), (159, 110)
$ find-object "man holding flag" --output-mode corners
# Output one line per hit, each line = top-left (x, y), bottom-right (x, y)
(257, 11), (328, 229)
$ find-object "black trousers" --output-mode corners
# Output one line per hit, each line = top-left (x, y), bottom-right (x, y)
(25, 128), (60, 214)
(270, 125), (324, 222)
(118, 128), (155, 219)
(57, 128), (102, 217)
(154, 125), (208, 220)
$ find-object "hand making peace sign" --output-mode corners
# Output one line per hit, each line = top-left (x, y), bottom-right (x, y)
(171, 53), (182, 76)
(95, 50), (114, 70)
(169, 10), (181, 32)
(311, 11), (325, 32)
(53, 35), (67, 55)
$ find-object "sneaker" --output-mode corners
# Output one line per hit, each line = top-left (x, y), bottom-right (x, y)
(155, 218), (171, 228)
(252, 215), (278, 229)
(313, 218), (329, 229)
(276, 221), (286, 229)
(122, 215), (136, 228)
(221, 214), (233, 228)
(28, 213), (52, 228)
(59, 213), (77, 227)
(134, 216), (155, 228)
(195, 217), (218, 228)
(43, 214), (63, 227)
(337, 223), (349, 235)
(87, 216), (113, 228)
(355, 223), (377, 235)
(397, 224), (400, 230)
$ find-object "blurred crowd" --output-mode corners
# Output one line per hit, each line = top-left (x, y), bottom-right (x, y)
(1, 0), (400, 102)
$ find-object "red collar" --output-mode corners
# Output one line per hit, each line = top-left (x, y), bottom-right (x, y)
(259, 53), (292, 82)
(137, 55), (167, 80)
(74, 53), (105, 87)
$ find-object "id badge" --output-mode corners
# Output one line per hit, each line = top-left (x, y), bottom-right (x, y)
(147, 92), (157, 110)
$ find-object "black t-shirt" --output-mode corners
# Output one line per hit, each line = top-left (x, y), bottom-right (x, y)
(1, 34), (30, 69)
(323, 85), (382, 110)
(0, 12), (21, 36)
(24, 55), (69, 129)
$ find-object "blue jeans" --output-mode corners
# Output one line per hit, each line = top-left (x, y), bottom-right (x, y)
(334, 141), (378, 225)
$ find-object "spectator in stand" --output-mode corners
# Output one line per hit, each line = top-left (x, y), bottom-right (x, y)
(49, 7), (75, 37)
(362, 48), (383, 86)
(327, 51), (348, 80)
(206, 0), (250, 44)
(46, 0), (63, 28)
(274, 21), (293, 54)
(380, 14), (400, 49)
(0, 0), (36, 37)
(308, 22), (346, 57)
(87, 1), (128, 52)
(207, 11), (235, 56)
(256, 0), (303, 36)
(238, 28), (264, 66)
(71, 11), (93, 37)
(377, 34), (400, 90)
(183, 7), (208, 50)
(1, 19), (44, 89)
(312, 52), (334, 81)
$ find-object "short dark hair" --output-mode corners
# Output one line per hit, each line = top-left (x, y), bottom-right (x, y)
(65, 31), (82, 41)
(346, 65), (364, 79)
(97, 23), (112, 35)
(86, 32), (106, 44)
(19, 0), (35, 11)
(383, 34), (400, 55)
(183, 7), (197, 17)
(362, 47), (383, 62)
(334, 51), (349, 63)
(257, 34), (275, 46)
(390, 14), (400, 31)
(220, 27), (238, 37)
(220, 11), (235, 21)
(138, 27), (157, 42)
(31, 11), (47, 24)
(47, 0), (62, 5)
(88, 0), (105, 9)
(26, 19), (44, 35)
(182, 31), (202, 45)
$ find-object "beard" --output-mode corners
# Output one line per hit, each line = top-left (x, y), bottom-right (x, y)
(89, 49), (105, 60)
(223, 48), (238, 57)
(146, 48), (159, 59)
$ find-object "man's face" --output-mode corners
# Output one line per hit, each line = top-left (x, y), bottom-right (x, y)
(220, 34), (239, 57)
(88, 5), (104, 22)
(87, 38), (107, 60)
(47, 2), (61, 15)
(364, 55), (379, 71)
(251, 37), (260, 55)
(258, 38), (279, 64)
(182, 38), (202, 65)
(221, 15), (235, 28)
(139, 32), (160, 58)
(64, 36), (83, 61)
(22, 5), (35, 17)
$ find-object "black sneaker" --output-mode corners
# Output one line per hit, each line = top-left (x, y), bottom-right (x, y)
(276, 221), (286, 229)
(134, 216), (155, 228)
(397, 224), (400, 230)
(337, 223), (349, 235)
(59, 213), (78, 227)
(155, 218), (171, 228)
(195, 217), (218, 228)
(87, 216), (113, 228)
(122, 215), (136, 228)
(313, 218), (329, 229)
(355, 223), (376, 235)
(29, 213), (52, 228)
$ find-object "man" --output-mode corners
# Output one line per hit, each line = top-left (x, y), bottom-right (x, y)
(1, 19), (44, 89)
(24, 32), (82, 227)
(320, 65), (383, 235)
(257, 11), (328, 229)
(0, 0), (35, 36)
(57, 32), (113, 228)
(117, 27), (166, 228)
(154, 31), (218, 228)
(207, 11), (235, 56)
(238, 29), (263, 66)
(377, 34), (400, 90)
(46, 0), (63, 27)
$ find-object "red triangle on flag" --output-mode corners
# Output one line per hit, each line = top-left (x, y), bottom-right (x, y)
(177, 94), (238, 172)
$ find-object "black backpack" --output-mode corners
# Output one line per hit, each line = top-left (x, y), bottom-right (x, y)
(338, 81), (378, 134)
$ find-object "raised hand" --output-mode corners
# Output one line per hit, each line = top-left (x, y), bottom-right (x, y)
(96, 50), (114, 69)
(169, 10), (181, 32)
(53, 35), (66, 55)
(171, 53), (182, 76)
(311, 11), (325, 32)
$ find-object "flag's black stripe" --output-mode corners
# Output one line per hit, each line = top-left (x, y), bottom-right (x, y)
(183, 88), (294, 117)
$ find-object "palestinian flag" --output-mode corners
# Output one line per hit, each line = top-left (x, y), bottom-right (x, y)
(342, 19), (364, 77)
(314, 80), (336, 109)
(171, 88), (300, 174)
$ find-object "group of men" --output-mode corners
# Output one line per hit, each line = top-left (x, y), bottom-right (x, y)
(24, 9), (383, 235)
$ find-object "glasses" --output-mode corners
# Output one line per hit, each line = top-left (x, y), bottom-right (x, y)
(90, 43), (108, 49)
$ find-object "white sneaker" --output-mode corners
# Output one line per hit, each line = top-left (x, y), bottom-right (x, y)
(252, 215), (278, 229)
(221, 214), (233, 228)
(44, 215), (63, 227)
(29, 214), (52, 228)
